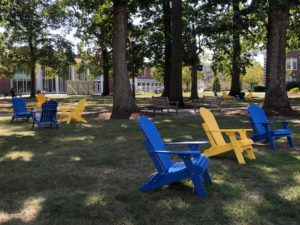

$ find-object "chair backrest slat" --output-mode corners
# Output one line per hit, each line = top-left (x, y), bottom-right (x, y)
(139, 116), (172, 173)
(40, 101), (58, 123)
(248, 104), (268, 135)
(200, 108), (226, 145)
(12, 98), (27, 114)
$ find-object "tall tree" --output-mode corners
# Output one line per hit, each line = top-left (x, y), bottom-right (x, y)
(111, 0), (137, 119)
(170, 0), (183, 104)
(1, 0), (70, 97)
(263, 0), (300, 113)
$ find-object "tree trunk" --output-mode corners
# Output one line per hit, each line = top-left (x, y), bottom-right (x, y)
(170, 0), (183, 105)
(102, 48), (110, 96)
(162, 0), (172, 98)
(111, 0), (137, 119)
(229, 1), (241, 96)
(30, 63), (36, 97)
(190, 62), (199, 99)
(263, 1), (292, 114)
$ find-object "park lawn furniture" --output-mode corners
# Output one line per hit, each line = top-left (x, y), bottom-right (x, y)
(248, 104), (294, 151)
(152, 96), (179, 114)
(193, 96), (222, 112)
(32, 101), (59, 128)
(200, 107), (256, 164)
(59, 98), (87, 124)
(139, 116), (212, 198)
(36, 93), (47, 108)
(11, 98), (35, 122)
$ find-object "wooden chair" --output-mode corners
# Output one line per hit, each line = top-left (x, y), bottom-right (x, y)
(11, 98), (34, 122)
(248, 104), (294, 151)
(199, 107), (256, 164)
(60, 98), (87, 124)
(139, 116), (212, 198)
(36, 93), (47, 108)
(32, 101), (59, 128)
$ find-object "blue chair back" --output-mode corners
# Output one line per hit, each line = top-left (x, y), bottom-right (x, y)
(248, 104), (268, 135)
(40, 101), (58, 123)
(12, 98), (27, 114)
(139, 116), (172, 173)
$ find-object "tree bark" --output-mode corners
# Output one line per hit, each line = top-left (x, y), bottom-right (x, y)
(111, 0), (137, 119)
(162, 0), (172, 98)
(170, 0), (183, 105)
(190, 61), (199, 99)
(102, 48), (110, 96)
(263, 0), (292, 113)
(229, 1), (241, 96)
(29, 39), (36, 98)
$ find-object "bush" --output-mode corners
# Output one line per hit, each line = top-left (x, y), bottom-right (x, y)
(288, 87), (300, 94)
(211, 77), (221, 93)
(253, 85), (265, 92)
(286, 81), (300, 91)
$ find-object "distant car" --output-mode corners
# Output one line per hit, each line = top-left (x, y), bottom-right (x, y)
(155, 87), (164, 94)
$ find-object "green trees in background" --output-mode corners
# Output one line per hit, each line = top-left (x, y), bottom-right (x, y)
(0, 0), (74, 97)
(243, 61), (263, 90)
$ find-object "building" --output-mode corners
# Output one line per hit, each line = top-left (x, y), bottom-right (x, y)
(133, 68), (162, 93)
(263, 50), (300, 84)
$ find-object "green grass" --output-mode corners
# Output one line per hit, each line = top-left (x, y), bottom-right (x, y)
(0, 96), (300, 224)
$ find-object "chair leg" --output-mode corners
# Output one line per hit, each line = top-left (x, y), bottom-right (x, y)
(228, 134), (246, 164)
(203, 169), (212, 185)
(190, 174), (207, 198)
(287, 135), (294, 148)
(269, 138), (276, 151)
(246, 147), (256, 160)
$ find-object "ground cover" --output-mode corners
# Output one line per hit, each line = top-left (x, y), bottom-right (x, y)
(0, 97), (299, 224)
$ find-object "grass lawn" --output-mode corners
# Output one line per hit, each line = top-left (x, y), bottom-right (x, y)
(0, 95), (300, 224)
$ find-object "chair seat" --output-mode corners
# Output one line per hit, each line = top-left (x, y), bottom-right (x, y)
(272, 129), (291, 136)
(168, 156), (208, 173)
(238, 138), (254, 146)
(16, 112), (33, 117)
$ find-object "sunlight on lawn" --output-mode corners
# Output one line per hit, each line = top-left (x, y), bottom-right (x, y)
(0, 196), (45, 223)
(279, 186), (300, 201)
(0, 151), (34, 162)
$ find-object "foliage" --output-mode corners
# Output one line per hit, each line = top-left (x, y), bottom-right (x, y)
(288, 87), (300, 94)
(286, 80), (300, 91)
(242, 61), (263, 89)
(211, 76), (221, 93)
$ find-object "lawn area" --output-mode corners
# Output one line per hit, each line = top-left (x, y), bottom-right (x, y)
(0, 95), (300, 225)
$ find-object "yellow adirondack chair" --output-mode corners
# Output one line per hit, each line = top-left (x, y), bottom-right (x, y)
(245, 91), (253, 101)
(199, 107), (256, 164)
(60, 98), (87, 124)
(222, 91), (234, 100)
(36, 93), (47, 108)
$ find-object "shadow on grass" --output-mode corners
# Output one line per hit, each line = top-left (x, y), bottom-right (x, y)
(0, 116), (299, 224)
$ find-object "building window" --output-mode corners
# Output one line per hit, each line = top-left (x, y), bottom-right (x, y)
(138, 82), (141, 86)
(287, 58), (297, 71)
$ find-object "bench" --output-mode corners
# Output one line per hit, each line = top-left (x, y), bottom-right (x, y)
(152, 96), (179, 114)
(193, 96), (222, 112)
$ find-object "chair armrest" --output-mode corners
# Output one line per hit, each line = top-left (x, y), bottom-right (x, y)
(164, 141), (209, 146)
(218, 129), (252, 133)
(154, 150), (200, 157)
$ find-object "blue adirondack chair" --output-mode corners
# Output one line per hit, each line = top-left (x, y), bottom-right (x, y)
(139, 116), (212, 198)
(248, 104), (294, 150)
(32, 101), (59, 128)
(11, 98), (34, 122)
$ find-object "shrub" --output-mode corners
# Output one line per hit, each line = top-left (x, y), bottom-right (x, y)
(286, 81), (300, 91)
(288, 87), (300, 94)
(253, 85), (265, 92)
(211, 77), (221, 93)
